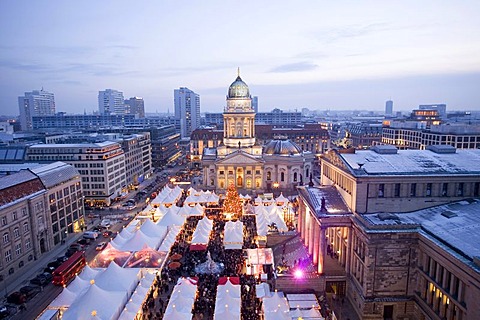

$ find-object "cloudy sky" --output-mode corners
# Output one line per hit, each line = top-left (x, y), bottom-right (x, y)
(1, 0), (480, 116)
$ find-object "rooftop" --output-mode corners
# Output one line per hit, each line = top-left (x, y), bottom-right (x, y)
(361, 199), (480, 268)
(30, 162), (80, 188)
(29, 141), (120, 149)
(341, 149), (480, 176)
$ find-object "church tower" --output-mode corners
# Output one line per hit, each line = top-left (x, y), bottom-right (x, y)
(223, 69), (256, 149)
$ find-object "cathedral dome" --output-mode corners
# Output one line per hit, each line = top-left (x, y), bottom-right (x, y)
(263, 139), (303, 156)
(228, 75), (250, 99)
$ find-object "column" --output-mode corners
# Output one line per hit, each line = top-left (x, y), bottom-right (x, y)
(318, 226), (327, 274)
(345, 227), (352, 274)
(305, 212), (311, 247)
(313, 223), (320, 265)
(308, 217), (315, 256)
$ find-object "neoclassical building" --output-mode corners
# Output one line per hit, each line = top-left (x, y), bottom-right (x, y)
(201, 71), (314, 194)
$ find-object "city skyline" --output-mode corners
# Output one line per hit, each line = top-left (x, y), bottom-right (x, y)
(1, 1), (480, 116)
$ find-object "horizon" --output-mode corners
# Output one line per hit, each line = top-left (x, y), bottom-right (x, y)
(2, 1), (480, 116)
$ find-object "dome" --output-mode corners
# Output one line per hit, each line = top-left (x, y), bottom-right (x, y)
(263, 139), (303, 156)
(228, 75), (250, 99)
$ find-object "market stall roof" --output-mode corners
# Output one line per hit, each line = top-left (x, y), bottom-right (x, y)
(224, 220), (243, 250)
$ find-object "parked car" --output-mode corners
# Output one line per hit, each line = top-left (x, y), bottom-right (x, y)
(6, 292), (26, 304)
(103, 230), (113, 238)
(41, 272), (53, 282)
(0, 305), (9, 318)
(77, 238), (91, 246)
(30, 275), (48, 286)
(96, 242), (107, 251)
(20, 285), (40, 299)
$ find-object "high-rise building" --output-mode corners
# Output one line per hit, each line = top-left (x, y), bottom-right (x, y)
(385, 100), (393, 115)
(252, 96), (258, 113)
(124, 97), (145, 118)
(174, 87), (200, 139)
(18, 89), (55, 131)
(98, 89), (125, 115)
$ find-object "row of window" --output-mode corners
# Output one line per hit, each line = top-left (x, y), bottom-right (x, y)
(1, 208), (28, 226)
(2, 224), (29, 243)
(377, 182), (480, 198)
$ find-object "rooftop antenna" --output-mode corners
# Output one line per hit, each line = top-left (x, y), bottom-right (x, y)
(237, 67), (240, 77)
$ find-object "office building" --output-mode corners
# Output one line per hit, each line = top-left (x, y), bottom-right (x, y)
(98, 89), (125, 115)
(124, 97), (145, 118)
(174, 87), (200, 139)
(382, 122), (480, 150)
(204, 108), (302, 128)
(385, 100), (393, 115)
(419, 104), (447, 118)
(18, 89), (56, 131)
(26, 142), (126, 206)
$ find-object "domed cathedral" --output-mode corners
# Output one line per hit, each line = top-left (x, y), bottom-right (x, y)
(201, 69), (314, 194)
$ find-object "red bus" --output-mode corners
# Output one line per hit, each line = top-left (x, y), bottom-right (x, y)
(52, 251), (86, 286)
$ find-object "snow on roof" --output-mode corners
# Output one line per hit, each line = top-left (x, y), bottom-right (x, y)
(30, 162), (80, 188)
(361, 199), (480, 267)
(341, 149), (480, 176)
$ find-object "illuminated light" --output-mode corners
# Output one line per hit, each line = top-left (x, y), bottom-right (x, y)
(91, 310), (97, 316)
(90, 279), (95, 285)
(294, 269), (304, 279)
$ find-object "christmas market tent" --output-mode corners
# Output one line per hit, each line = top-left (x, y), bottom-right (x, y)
(206, 191), (220, 203)
(179, 203), (204, 216)
(61, 284), (127, 320)
(275, 193), (289, 205)
(115, 229), (163, 251)
(255, 209), (269, 236)
(78, 265), (102, 281)
(158, 225), (181, 251)
(164, 278), (197, 319)
(224, 220), (244, 249)
(262, 291), (290, 320)
(139, 218), (168, 238)
(125, 245), (168, 268)
(90, 243), (131, 268)
(94, 261), (141, 292)
(49, 287), (77, 309)
(156, 209), (185, 227)
(66, 275), (90, 294)
(214, 278), (241, 320)
(190, 217), (213, 249)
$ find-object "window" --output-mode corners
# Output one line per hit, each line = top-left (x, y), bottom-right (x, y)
(25, 238), (31, 249)
(23, 222), (29, 233)
(294, 172), (298, 182)
(457, 183), (464, 196)
(255, 170), (260, 175)
(394, 183), (400, 197)
(13, 228), (19, 239)
(442, 183), (448, 197)
(3, 232), (9, 244)
(410, 183), (417, 197)
(12, 211), (17, 220)
(15, 243), (21, 256)
(378, 184), (385, 198)
(280, 172), (285, 182)
(5, 250), (12, 263)
(475, 182), (480, 197)
(426, 183), (432, 196)
(267, 171), (271, 180)
(1, 216), (6, 226)
(21, 208), (27, 216)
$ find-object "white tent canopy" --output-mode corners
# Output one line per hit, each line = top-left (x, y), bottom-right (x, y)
(214, 279), (241, 320)
(164, 278), (197, 320)
(191, 217), (213, 245)
(158, 225), (181, 251)
(224, 220), (244, 250)
(262, 291), (290, 320)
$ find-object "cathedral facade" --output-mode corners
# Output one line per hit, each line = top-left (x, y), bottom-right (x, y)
(201, 71), (314, 194)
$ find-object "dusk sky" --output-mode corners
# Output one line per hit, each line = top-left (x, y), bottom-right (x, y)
(1, 1), (480, 116)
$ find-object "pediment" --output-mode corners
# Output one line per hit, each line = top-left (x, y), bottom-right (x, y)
(216, 150), (264, 165)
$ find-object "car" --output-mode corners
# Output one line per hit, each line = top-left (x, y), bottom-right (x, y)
(19, 285), (40, 299)
(0, 305), (8, 318)
(96, 242), (107, 251)
(41, 272), (53, 282)
(103, 230), (113, 238)
(6, 292), (26, 304)
(30, 275), (48, 287)
(77, 238), (91, 246)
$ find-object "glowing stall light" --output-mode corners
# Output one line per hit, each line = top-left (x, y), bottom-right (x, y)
(293, 269), (304, 279)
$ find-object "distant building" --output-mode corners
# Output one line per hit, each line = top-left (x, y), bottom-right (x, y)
(382, 122), (480, 150)
(98, 89), (125, 115)
(345, 123), (383, 149)
(204, 108), (302, 128)
(174, 87), (200, 139)
(385, 100), (393, 115)
(252, 96), (258, 113)
(18, 89), (56, 131)
(124, 97), (145, 118)
(419, 103), (446, 118)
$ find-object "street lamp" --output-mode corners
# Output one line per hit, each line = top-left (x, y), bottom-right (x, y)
(273, 182), (279, 196)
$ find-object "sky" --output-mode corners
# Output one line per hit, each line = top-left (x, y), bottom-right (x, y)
(1, 0), (480, 116)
